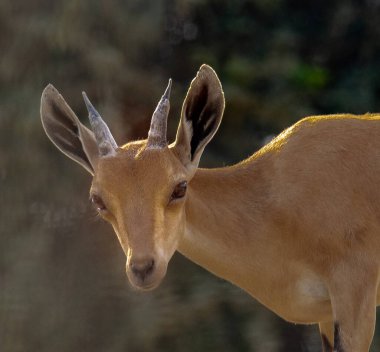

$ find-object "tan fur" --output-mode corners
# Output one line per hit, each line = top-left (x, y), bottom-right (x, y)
(41, 66), (380, 351)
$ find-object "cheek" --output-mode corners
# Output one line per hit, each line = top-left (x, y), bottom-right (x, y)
(158, 206), (186, 258)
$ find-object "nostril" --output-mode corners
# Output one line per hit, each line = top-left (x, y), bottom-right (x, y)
(131, 258), (155, 281)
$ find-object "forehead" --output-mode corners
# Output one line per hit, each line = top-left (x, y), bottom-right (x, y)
(92, 141), (185, 193)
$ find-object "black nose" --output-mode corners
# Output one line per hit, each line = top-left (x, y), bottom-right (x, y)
(130, 258), (155, 281)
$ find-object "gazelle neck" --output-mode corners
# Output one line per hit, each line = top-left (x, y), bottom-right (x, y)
(178, 156), (275, 295)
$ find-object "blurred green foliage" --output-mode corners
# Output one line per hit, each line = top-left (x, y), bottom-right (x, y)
(1, 0), (380, 351)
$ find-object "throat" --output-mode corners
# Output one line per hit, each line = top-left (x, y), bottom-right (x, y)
(177, 164), (269, 288)
(179, 221), (238, 281)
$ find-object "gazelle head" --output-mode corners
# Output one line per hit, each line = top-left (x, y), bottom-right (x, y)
(40, 65), (225, 290)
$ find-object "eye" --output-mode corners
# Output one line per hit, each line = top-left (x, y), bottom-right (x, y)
(90, 194), (107, 212)
(170, 181), (187, 201)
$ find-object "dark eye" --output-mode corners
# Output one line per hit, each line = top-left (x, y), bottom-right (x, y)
(90, 194), (107, 212)
(171, 181), (187, 201)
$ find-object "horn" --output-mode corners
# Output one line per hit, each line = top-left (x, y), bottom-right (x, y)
(82, 92), (117, 156)
(146, 79), (172, 149)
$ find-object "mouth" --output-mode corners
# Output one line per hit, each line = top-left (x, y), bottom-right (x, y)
(132, 281), (160, 291)
(127, 274), (164, 291)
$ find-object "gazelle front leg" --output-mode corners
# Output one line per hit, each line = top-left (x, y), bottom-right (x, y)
(328, 262), (378, 352)
(319, 321), (333, 352)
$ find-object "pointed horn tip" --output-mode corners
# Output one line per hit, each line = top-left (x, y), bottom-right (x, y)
(163, 78), (172, 100)
(82, 91), (90, 106)
(82, 91), (98, 117)
(82, 91), (89, 104)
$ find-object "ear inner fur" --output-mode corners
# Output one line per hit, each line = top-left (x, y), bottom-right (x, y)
(174, 64), (225, 168)
(40, 84), (98, 174)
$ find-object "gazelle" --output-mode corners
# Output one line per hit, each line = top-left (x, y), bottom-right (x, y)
(41, 64), (380, 352)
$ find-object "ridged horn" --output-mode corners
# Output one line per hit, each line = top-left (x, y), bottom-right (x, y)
(146, 79), (172, 149)
(82, 92), (117, 156)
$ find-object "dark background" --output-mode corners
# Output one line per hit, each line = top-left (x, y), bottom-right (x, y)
(1, 0), (380, 351)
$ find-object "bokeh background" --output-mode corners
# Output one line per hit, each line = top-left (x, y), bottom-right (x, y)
(1, 0), (380, 351)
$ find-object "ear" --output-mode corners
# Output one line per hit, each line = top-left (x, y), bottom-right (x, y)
(172, 64), (225, 173)
(40, 84), (99, 175)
